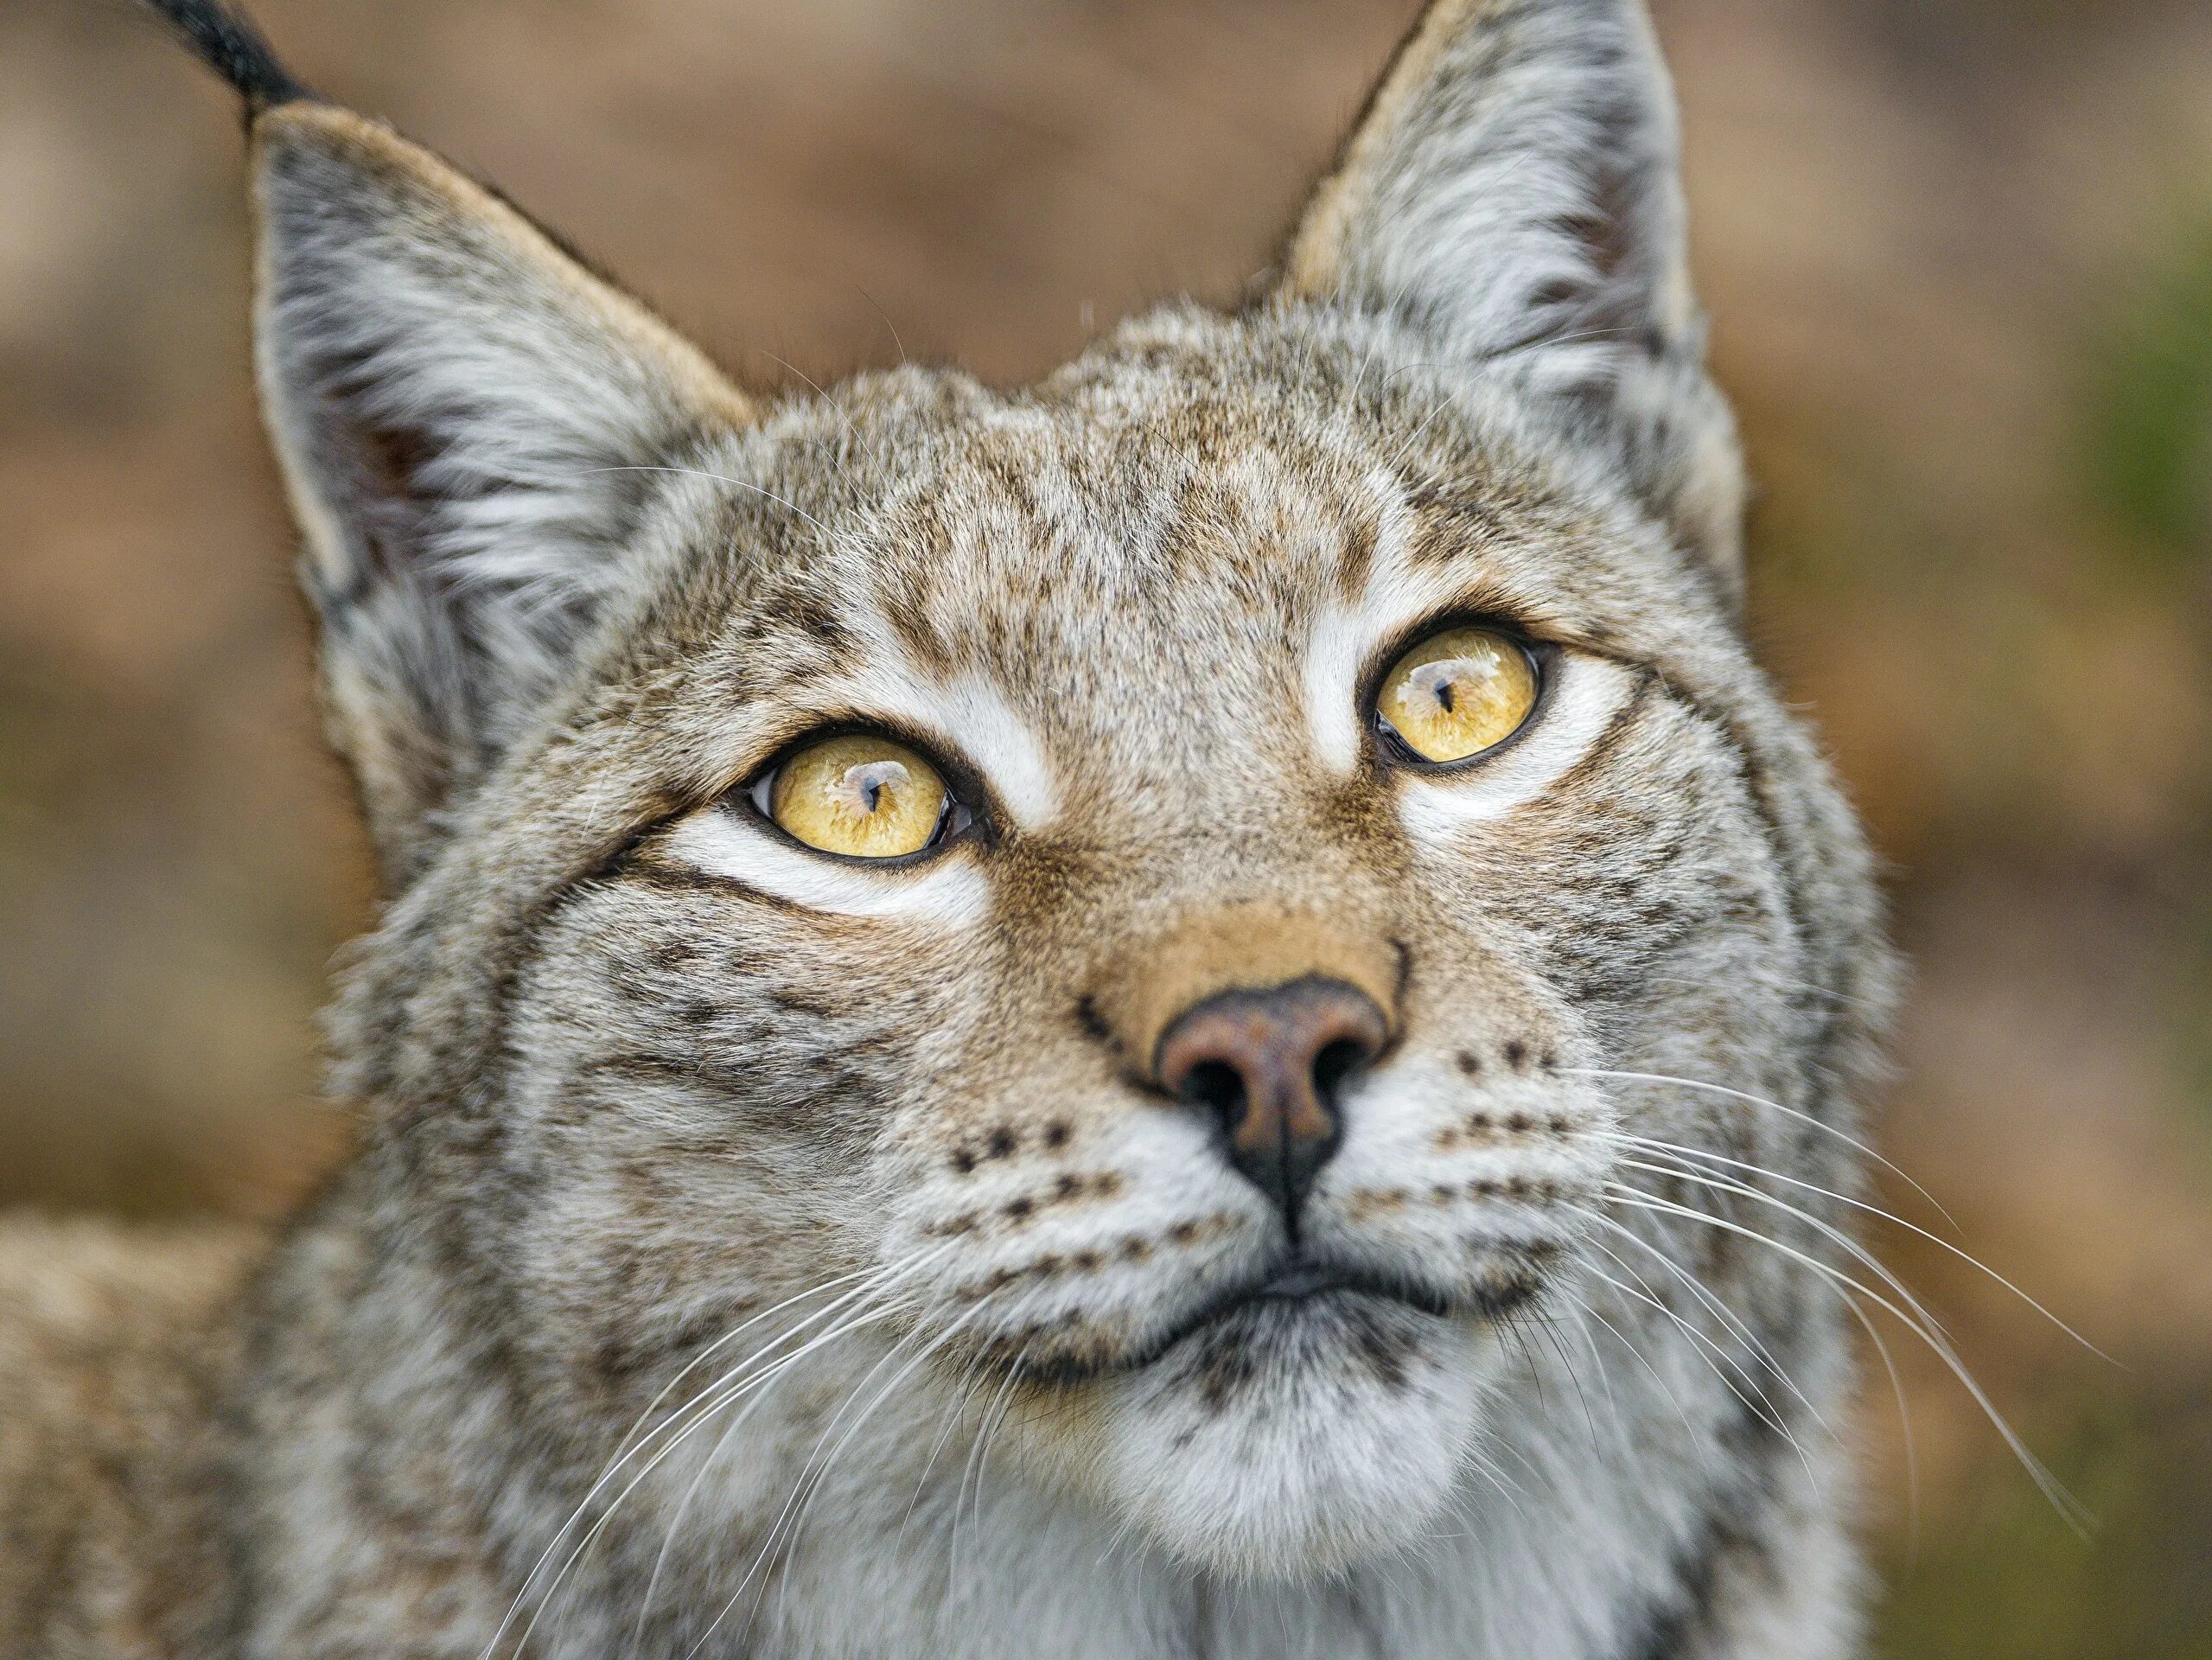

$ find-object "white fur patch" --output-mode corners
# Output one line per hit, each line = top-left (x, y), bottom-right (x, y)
(831, 620), (1060, 831)
(1299, 603), (1372, 776)
(662, 809), (992, 924)
(1395, 653), (1639, 840)
(1300, 481), (1464, 775)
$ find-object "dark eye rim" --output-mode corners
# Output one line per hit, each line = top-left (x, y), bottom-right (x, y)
(1363, 616), (1554, 775)
(731, 720), (993, 868)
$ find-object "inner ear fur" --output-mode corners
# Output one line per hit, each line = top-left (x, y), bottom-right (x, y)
(1274, 0), (1745, 591)
(250, 103), (754, 890)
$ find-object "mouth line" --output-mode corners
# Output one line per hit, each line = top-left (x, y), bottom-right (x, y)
(1005, 1258), (1520, 1390)
(1239, 1263), (1443, 1311)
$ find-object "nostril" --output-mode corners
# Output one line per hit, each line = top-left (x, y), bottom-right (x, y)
(1151, 977), (1388, 1222)
(1310, 1035), (1370, 1105)
(1178, 1057), (1249, 1129)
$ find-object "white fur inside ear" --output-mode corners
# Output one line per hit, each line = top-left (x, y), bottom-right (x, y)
(257, 114), (734, 712)
(1395, 653), (1640, 840)
(662, 808), (992, 924)
(1282, 0), (1692, 383)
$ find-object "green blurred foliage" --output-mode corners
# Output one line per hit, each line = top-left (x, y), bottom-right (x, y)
(2088, 214), (2212, 565)
(1883, 1386), (2212, 1658)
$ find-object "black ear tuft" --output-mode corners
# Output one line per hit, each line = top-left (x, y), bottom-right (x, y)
(140, 0), (311, 117)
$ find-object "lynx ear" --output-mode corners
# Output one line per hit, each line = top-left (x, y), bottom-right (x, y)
(1279, 0), (1743, 585)
(250, 105), (754, 886)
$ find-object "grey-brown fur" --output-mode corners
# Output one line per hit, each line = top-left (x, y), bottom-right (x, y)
(3, 2), (1894, 1656)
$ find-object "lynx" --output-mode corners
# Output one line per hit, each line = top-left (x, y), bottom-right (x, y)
(0, 1), (1901, 1655)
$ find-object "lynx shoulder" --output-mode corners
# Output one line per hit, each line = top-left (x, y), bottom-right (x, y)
(0, 1218), (258, 1651)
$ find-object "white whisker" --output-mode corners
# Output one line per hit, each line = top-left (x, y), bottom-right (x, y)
(1571, 1229), (1812, 1472)
(1565, 1066), (1959, 1227)
(1568, 1199), (1832, 1437)
(484, 1261), (890, 1660)
(1605, 1187), (2091, 1531)
(1597, 1128), (2110, 1362)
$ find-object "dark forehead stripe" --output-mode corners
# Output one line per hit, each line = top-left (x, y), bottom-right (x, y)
(783, 594), (854, 653)
(1333, 516), (1379, 604)
(1404, 488), (1540, 566)
(875, 510), (962, 680)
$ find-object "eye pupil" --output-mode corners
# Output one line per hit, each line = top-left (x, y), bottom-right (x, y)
(845, 763), (902, 816)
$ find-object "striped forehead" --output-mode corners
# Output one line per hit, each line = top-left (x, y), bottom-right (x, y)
(913, 445), (1392, 722)
(849, 444), (1500, 785)
(719, 412), (1564, 833)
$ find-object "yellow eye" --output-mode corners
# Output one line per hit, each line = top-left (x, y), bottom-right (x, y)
(1376, 627), (1540, 764)
(765, 734), (953, 859)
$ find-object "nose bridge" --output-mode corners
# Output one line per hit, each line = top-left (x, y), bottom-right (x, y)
(1088, 903), (1400, 1079)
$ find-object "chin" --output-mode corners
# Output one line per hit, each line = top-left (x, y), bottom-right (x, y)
(1095, 1293), (1495, 1580)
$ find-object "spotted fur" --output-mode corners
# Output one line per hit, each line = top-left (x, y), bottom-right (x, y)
(3, 2), (1894, 1655)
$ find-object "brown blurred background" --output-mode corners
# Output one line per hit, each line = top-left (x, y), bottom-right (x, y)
(3, 0), (2209, 1649)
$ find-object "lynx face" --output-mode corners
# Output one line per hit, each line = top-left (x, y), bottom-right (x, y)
(231, 0), (1887, 1619)
(502, 335), (1682, 1573)
(355, 303), (1839, 1582)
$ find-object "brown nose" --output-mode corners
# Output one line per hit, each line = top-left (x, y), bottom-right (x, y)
(1154, 976), (1388, 1224)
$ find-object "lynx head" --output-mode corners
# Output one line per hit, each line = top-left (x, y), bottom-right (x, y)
(165, 0), (1887, 1585)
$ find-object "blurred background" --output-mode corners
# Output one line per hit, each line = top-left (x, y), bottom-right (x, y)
(2, 0), (2207, 1649)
